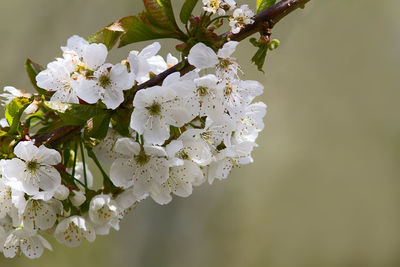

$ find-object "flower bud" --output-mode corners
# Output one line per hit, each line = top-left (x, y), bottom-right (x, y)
(70, 190), (86, 207)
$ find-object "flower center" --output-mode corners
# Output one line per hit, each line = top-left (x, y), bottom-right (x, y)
(99, 74), (111, 88)
(218, 58), (231, 69)
(134, 151), (150, 167)
(26, 160), (39, 173)
(224, 85), (233, 96)
(197, 86), (208, 97)
(179, 150), (189, 160)
(146, 102), (162, 116)
(209, 1), (220, 9)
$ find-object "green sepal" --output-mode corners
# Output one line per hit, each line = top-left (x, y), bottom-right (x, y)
(180, 0), (199, 24)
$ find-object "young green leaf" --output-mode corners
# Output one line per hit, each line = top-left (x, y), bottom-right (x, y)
(5, 97), (33, 134)
(180, 0), (199, 24)
(88, 26), (122, 50)
(250, 37), (280, 72)
(257, 0), (276, 14)
(118, 15), (180, 47)
(143, 0), (178, 31)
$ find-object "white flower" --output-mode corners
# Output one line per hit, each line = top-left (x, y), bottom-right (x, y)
(109, 138), (170, 204)
(76, 63), (134, 109)
(54, 216), (96, 247)
(182, 117), (234, 153)
(0, 175), (26, 217)
(22, 199), (61, 232)
(202, 0), (236, 15)
(128, 42), (168, 84)
(149, 140), (205, 205)
(36, 57), (80, 103)
(0, 180), (13, 219)
(89, 194), (120, 235)
(188, 41), (240, 79)
(194, 74), (225, 120)
(222, 79), (264, 121)
(3, 229), (52, 259)
(229, 5), (255, 34)
(70, 190), (86, 207)
(177, 129), (215, 166)
(37, 35), (108, 104)
(1, 141), (61, 198)
(234, 102), (267, 143)
(207, 141), (256, 184)
(130, 72), (198, 145)
(62, 35), (108, 70)
(53, 184), (70, 201)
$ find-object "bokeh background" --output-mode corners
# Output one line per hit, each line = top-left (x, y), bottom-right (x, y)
(1, 0), (400, 266)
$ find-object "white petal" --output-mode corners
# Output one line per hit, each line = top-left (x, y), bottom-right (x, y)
(217, 41), (239, 58)
(188, 43), (218, 69)
(36, 145), (61, 165)
(36, 165), (61, 193)
(101, 87), (125, 110)
(139, 42), (161, 58)
(13, 141), (38, 162)
(83, 44), (108, 69)
(114, 138), (141, 157)
(110, 159), (136, 188)
(149, 183), (172, 205)
(75, 79), (101, 104)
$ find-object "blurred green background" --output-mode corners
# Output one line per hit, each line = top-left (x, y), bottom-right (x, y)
(1, 0), (400, 266)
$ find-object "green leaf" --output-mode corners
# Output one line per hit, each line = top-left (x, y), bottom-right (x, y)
(111, 108), (132, 136)
(250, 37), (280, 72)
(84, 113), (111, 140)
(88, 26), (122, 50)
(180, 0), (199, 24)
(257, 0), (276, 13)
(118, 15), (180, 47)
(5, 97), (33, 134)
(25, 59), (48, 96)
(44, 101), (104, 126)
(143, 0), (178, 31)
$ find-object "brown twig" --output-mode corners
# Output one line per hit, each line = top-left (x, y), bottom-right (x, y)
(34, 0), (311, 147)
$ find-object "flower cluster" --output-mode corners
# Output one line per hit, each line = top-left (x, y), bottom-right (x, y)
(0, 2), (266, 259)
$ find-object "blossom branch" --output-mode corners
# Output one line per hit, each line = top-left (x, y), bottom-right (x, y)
(33, 0), (311, 147)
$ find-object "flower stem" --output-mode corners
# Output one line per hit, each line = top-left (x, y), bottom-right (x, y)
(79, 140), (88, 190)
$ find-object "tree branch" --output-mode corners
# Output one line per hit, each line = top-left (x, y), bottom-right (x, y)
(33, 0), (311, 147)
(138, 0), (311, 89)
